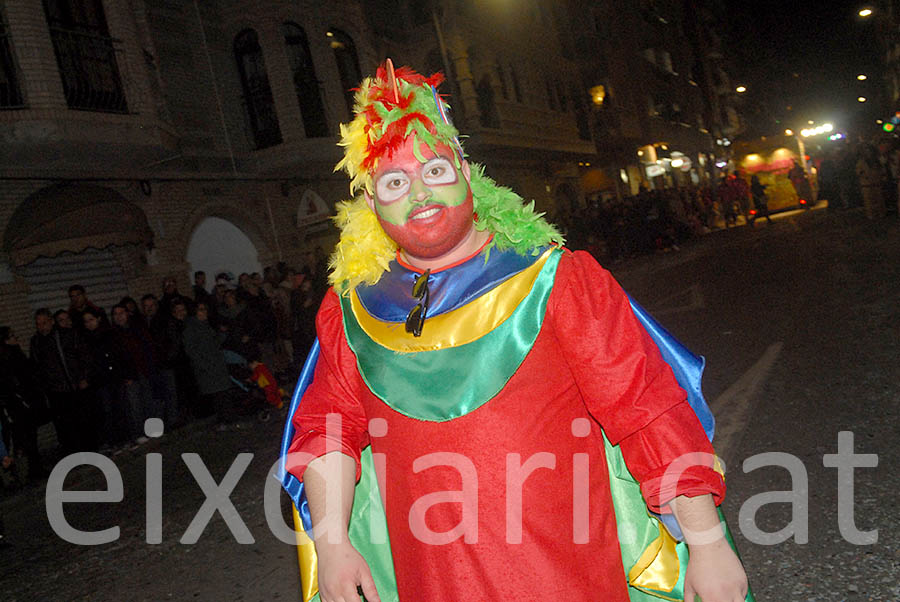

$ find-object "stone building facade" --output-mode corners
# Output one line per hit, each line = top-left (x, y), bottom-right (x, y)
(1, 0), (602, 345)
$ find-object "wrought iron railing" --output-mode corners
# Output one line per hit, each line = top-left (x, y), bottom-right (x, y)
(1, 23), (24, 108)
(47, 27), (128, 113)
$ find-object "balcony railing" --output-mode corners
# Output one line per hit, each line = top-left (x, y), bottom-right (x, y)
(48, 27), (128, 113)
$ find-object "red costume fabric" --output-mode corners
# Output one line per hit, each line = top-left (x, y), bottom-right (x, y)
(287, 250), (724, 600)
(251, 363), (282, 408)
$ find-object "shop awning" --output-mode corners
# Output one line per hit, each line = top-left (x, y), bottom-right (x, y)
(3, 183), (153, 266)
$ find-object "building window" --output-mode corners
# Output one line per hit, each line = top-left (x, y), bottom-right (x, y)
(509, 64), (522, 103)
(1, 10), (24, 108)
(476, 75), (499, 128)
(495, 62), (508, 100)
(557, 81), (568, 112)
(328, 28), (361, 116)
(43, 0), (127, 112)
(234, 28), (282, 150)
(283, 22), (328, 138)
(545, 78), (557, 110)
(573, 90), (591, 141)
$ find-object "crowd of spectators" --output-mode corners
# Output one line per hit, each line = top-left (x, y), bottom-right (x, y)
(0, 256), (329, 489)
(558, 183), (724, 262)
(4, 139), (897, 492)
(559, 137), (900, 263)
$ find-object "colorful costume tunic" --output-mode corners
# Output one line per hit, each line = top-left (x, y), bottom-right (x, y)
(286, 245), (725, 601)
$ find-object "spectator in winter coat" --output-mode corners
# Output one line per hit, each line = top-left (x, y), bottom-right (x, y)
(0, 326), (46, 479)
(82, 308), (132, 447)
(182, 302), (239, 425)
(167, 299), (199, 417)
(53, 309), (73, 331)
(139, 294), (180, 428)
(218, 290), (255, 360)
(29, 308), (97, 453)
(68, 284), (107, 333)
(110, 304), (154, 443)
(160, 276), (191, 318)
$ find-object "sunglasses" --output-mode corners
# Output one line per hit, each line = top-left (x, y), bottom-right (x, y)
(405, 269), (431, 337)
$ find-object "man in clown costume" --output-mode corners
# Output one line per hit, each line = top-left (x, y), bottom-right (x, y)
(281, 62), (749, 602)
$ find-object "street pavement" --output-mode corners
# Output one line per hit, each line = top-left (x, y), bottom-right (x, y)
(1, 205), (897, 601)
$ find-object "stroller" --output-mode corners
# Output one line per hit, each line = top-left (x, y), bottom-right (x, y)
(222, 349), (281, 423)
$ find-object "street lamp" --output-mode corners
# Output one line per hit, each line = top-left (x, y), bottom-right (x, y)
(785, 129), (794, 136)
(858, 96), (867, 102)
(857, 74), (867, 81)
(859, 8), (873, 17)
(735, 85), (747, 93)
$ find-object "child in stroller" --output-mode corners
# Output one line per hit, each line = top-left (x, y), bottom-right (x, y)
(222, 350), (286, 423)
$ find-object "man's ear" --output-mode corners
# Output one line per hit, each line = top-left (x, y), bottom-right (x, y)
(364, 190), (376, 213)
(462, 160), (471, 183)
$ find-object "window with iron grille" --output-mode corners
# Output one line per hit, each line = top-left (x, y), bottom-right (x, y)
(328, 28), (361, 116)
(43, 0), (127, 113)
(283, 22), (328, 138)
(1, 9), (23, 108)
(234, 28), (282, 150)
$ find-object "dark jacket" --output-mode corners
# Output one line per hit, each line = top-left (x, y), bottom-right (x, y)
(29, 328), (90, 393)
(0, 343), (42, 420)
(111, 322), (155, 380)
(83, 326), (130, 386)
(182, 317), (232, 395)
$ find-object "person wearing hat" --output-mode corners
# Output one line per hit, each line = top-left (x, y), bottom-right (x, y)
(282, 63), (748, 602)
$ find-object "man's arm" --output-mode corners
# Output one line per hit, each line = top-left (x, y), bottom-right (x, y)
(669, 494), (748, 602)
(304, 451), (380, 602)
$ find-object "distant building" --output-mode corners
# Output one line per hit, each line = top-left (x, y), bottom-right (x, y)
(0, 0), (603, 342)
(560, 0), (743, 196)
(1, 0), (379, 342)
(0, 0), (742, 342)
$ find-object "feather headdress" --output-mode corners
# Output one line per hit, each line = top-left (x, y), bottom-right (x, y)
(330, 62), (563, 293)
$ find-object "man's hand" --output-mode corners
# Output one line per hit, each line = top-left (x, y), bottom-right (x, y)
(668, 494), (748, 602)
(315, 540), (380, 602)
(683, 538), (748, 601)
(304, 451), (374, 601)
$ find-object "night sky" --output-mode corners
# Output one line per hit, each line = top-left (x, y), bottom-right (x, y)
(728, 1), (883, 138)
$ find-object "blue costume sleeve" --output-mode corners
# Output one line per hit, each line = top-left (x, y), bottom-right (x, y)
(277, 337), (320, 533)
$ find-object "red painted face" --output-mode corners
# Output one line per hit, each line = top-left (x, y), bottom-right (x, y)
(369, 137), (475, 261)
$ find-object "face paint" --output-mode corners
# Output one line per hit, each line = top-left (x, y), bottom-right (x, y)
(370, 137), (476, 260)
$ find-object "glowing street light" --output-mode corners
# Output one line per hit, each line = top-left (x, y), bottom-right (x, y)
(785, 129), (794, 136)
(857, 74), (868, 81)
(735, 85), (747, 93)
(858, 96), (867, 103)
(859, 8), (873, 17)
(801, 123), (835, 137)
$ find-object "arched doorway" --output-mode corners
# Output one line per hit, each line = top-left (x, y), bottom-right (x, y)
(186, 217), (262, 284)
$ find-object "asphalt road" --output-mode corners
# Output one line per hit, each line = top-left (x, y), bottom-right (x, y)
(1, 206), (897, 601)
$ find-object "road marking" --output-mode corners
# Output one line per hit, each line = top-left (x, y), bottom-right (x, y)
(650, 283), (706, 316)
(712, 342), (783, 461)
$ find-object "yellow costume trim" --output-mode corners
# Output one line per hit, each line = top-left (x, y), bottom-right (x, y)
(292, 505), (319, 602)
(349, 248), (553, 352)
(329, 196), (398, 293)
(628, 523), (681, 597)
(334, 80), (375, 196)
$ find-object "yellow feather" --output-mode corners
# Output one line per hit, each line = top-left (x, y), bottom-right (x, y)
(328, 196), (397, 294)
